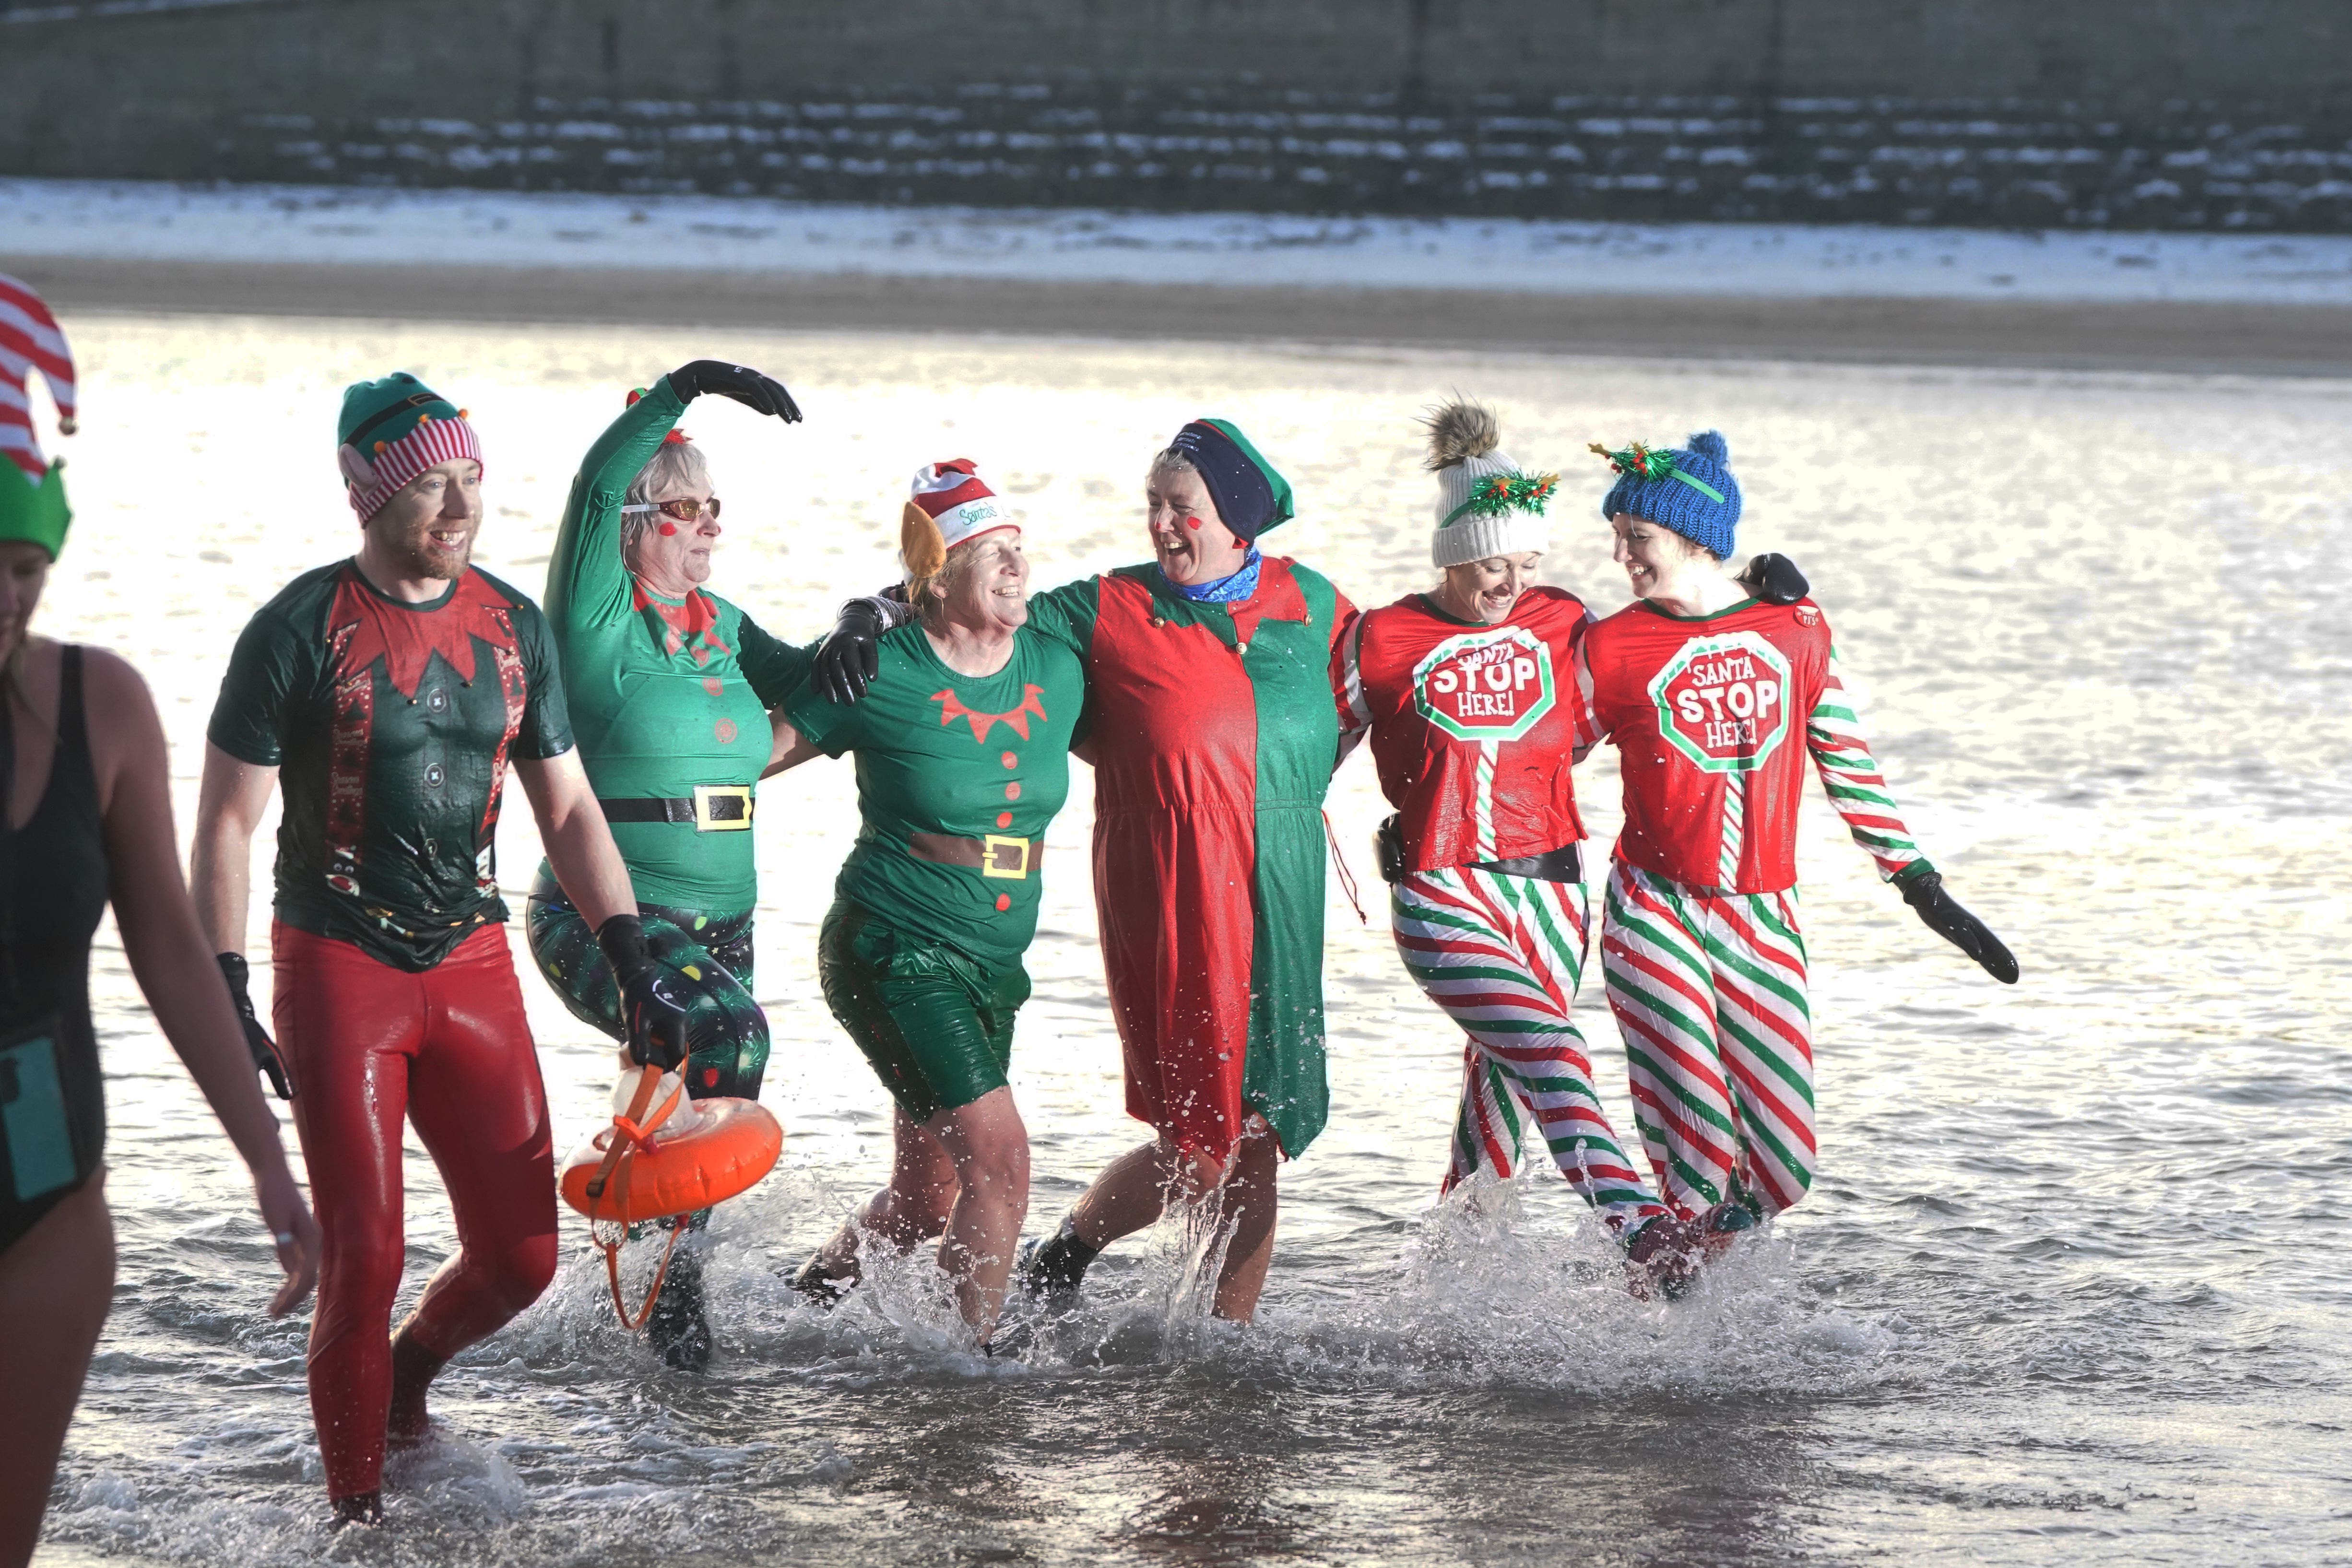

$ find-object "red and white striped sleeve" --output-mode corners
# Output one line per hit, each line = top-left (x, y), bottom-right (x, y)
(1805, 641), (1932, 883)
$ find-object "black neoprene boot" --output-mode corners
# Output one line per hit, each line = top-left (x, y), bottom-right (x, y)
(646, 1240), (712, 1370)
(1016, 1216), (1101, 1314)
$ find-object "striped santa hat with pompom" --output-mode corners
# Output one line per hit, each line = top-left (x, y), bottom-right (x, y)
(1, 272), (77, 482)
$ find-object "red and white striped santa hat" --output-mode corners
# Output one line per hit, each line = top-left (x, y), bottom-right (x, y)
(900, 459), (1016, 581)
(0, 273), (76, 482)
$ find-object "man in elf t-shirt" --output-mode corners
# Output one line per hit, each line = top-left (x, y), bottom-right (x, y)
(189, 374), (687, 1527)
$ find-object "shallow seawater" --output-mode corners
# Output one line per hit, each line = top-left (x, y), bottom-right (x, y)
(26, 317), (2352, 1566)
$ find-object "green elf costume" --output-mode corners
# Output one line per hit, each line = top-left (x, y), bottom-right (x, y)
(525, 360), (808, 1367)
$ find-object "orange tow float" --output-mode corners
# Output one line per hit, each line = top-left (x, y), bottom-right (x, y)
(560, 1064), (783, 1327)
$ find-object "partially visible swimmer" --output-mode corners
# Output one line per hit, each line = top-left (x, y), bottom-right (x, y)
(0, 272), (318, 1568)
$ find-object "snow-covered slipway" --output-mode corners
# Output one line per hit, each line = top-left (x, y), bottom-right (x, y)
(9, 177), (2352, 307)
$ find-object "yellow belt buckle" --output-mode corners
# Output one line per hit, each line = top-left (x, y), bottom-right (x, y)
(692, 784), (754, 832)
(981, 834), (1030, 878)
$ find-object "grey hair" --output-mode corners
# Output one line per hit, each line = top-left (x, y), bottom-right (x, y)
(1147, 447), (1198, 488)
(620, 439), (712, 554)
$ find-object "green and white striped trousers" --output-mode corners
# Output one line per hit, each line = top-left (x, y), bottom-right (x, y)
(1599, 861), (1818, 1219)
(1393, 865), (1670, 1235)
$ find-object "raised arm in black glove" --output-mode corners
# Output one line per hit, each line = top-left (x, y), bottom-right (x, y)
(217, 951), (292, 1099)
(595, 914), (692, 1071)
(1900, 871), (2020, 984)
(665, 360), (804, 424)
(1741, 553), (1810, 606)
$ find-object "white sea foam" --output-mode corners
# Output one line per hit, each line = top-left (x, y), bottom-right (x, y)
(8, 176), (2352, 305)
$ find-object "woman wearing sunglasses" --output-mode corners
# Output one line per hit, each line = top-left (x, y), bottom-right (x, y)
(528, 360), (818, 1368)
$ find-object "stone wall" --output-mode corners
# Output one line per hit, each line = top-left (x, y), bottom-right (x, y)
(6, 0), (2351, 230)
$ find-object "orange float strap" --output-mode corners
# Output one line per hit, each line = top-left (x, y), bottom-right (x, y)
(560, 1066), (784, 1329)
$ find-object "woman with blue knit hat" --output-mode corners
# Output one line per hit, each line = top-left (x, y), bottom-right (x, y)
(1579, 429), (2018, 1284)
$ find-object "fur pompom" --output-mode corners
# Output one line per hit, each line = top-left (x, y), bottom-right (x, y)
(1421, 399), (1500, 472)
(900, 499), (947, 583)
(1687, 430), (1729, 464)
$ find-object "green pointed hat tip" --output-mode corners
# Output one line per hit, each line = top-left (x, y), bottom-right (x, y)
(0, 462), (72, 561)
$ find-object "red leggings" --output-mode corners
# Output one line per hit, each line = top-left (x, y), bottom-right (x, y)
(272, 921), (557, 1501)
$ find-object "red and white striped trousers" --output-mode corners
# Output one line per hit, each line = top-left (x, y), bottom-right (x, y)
(1599, 861), (1817, 1220)
(1392, 865), (1669, 1235)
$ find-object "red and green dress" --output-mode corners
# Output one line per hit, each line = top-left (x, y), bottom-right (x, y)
(1025, 558), (1357, 1162)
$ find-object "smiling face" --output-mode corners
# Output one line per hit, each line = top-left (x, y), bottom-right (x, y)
(625, 477), (721, 596)
(369, 458), (484, 581)
(0, 541), (50, 665)
(1437, 551), (1542, 625)
(1145, 460), (1248, 586)
(926, 530), (1029, 634)
(1612, 512), (1714, 601)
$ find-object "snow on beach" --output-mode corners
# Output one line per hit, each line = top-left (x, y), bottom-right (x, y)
(8, 177), (2352, 307)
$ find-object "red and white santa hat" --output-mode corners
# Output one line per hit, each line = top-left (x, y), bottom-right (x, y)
(0, 272), (78, 482)
(900, 459), (1017, 581)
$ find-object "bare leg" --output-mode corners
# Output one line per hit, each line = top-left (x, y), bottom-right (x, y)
(924, 1088), (1029, 1340)
(0, 1176), (114, 1568)
(1066, 1137), (1180, 1249)
(1209, 1121), (1280, 1322)
(810, 1106), (958, 1280)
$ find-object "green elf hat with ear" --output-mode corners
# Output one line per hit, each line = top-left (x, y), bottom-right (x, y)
(0, 270), (77, 560)
(335, 372), (484, 521)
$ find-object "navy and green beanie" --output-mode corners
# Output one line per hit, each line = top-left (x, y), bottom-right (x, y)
(1166, 418), (1294, 543)
(335, 372), (483, 521)
(1592, 430), (1740, 557)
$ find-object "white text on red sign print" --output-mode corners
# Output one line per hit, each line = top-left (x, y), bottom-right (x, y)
(1647, 631), (1793, 773)
(1412, 626), (1556, 743)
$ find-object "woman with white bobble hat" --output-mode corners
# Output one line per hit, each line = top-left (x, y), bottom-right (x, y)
(1335, 399), (1703, 1291)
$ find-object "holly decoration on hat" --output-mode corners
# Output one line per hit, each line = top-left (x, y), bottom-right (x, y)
(1459, 469), (1560, 520)
(1588, 440), (1680, 482)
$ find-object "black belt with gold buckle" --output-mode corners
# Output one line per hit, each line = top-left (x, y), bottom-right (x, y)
(599, 784), (754, 832)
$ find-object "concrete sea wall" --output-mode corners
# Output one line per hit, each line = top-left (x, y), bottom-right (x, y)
(6, 0), (2351, 230)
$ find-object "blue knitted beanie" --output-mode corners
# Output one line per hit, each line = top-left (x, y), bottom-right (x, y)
(1595, 430), (1742, 558)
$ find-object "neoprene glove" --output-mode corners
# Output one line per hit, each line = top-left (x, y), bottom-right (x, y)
(1900, 871), (2020, 984)
(815, 598), (889, 705)
(1746, 553), (1810, 606)
(217, 952), (292, 1099)
(596, 915), (693, 1071)
(665, 360), (803, 423)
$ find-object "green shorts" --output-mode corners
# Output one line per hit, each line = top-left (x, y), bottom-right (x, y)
(817, 900), (1031, 1124)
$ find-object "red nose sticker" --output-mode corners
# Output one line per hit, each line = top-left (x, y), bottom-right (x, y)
(658, 522), (679, 537)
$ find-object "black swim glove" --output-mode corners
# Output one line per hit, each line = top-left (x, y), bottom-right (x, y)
(1899, 871), (2020, 984)
(596, 915), (692, 1071)
(217, 952), (292, 1099)
(1744, 553), (1810, 606)
(816, 597), (890, 705)
(665, 360), (803, 423)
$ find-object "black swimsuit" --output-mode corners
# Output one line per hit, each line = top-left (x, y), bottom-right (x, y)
(0, 647), (111, 1254)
